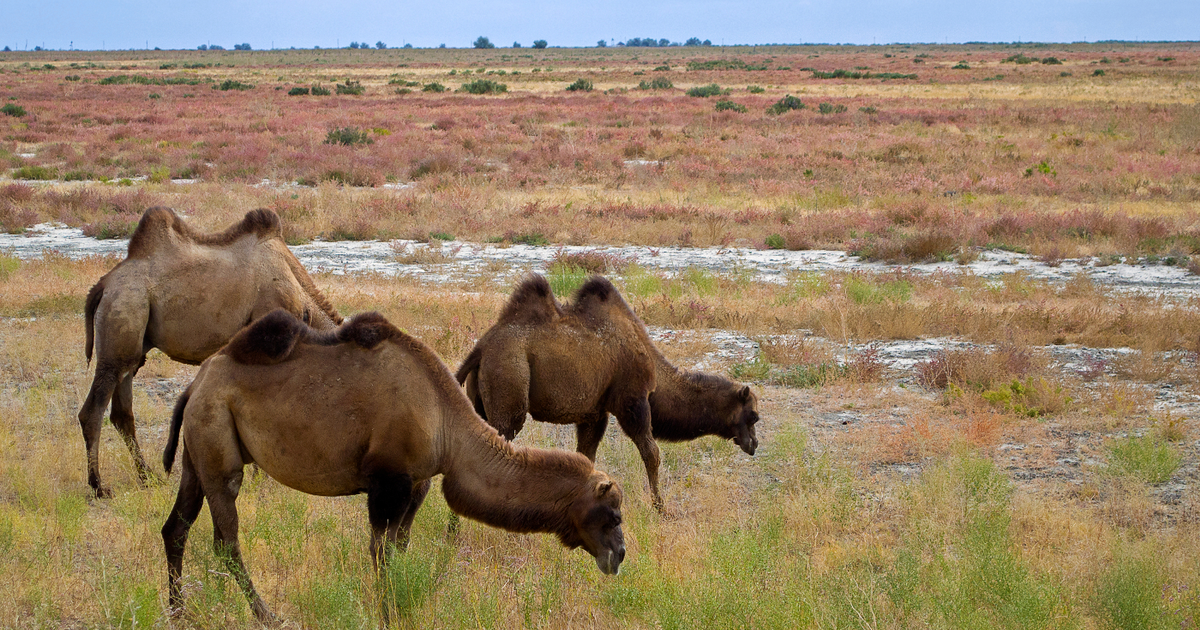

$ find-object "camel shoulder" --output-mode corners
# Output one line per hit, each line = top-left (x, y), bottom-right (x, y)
(126, 207), (282, 259)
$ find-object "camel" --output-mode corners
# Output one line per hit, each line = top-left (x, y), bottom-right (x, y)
(161, 309), (626, 623)
(456, 275), (760, 511)
(79, 206), (342, 497)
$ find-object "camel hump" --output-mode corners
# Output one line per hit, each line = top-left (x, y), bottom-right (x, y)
(224, 309), (308, 365)
(336, 312), (401, 349)
(497, 275), (562, 325)
(126, 207), (283, 258)
(570, 276), (632, 320)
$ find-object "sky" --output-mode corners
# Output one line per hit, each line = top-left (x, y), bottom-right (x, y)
(1, 0), (1196, 51)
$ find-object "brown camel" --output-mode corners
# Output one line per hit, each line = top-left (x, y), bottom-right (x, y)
(79, 206), (341, 497)
(456, 275), (760, 511)
(161, 309), (626, 623)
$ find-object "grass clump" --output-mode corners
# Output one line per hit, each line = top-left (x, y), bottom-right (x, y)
(714, 100), (747, 113)
(766, 94), (805, 115)
(817, 102), (848, 114)
(422, 82), (447, 92)
(747, 85), (765, 93)
(458, 79), (507, 94)
(685, 83), (726, 97)
(1105, 434), (1181, 484)
(12, 165), (58, 180)
(1, 103), (26, 117)
(287, 86), (310, 96)
(324, 127), (374, 147)
(310, 84), (332, 96)
(566, 78), (593, 92)
(1094, 549), (1175, 630)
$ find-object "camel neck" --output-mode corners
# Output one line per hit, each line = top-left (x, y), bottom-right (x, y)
(647, 356), (731, 441)
(439, 411), (586, 537)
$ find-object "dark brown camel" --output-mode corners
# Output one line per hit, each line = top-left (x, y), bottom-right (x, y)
(161, 309), (626, 623)
(456, 275), (760, 511)
(79, 206), (341, 497)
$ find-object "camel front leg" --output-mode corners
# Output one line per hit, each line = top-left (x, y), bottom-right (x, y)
(575, 412), (610, 461)
(78, 361), (123, 497)
(615, 397), (664, 512)
(205, 468), (274, 624)
(367, 470), (418, 627)
(161, 447), (206, 616)
(110, 366), (158, 485)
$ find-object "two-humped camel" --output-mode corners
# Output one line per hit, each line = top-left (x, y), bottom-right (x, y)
(161, 309), (626, 623)
(80, 207), (341, 496)
(456, 275), (760, 511)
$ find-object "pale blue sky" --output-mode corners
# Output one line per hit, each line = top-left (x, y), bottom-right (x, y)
(2, 0), (1196, 51)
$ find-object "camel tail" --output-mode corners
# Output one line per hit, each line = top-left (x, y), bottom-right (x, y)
(454, 345), (482, 386)
(83, 278), (105, 364)
(163, 383), (193, 474)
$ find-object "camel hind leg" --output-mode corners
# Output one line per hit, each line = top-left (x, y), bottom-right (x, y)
(575, 412), (610, 461)
(204, 466), (274, 623)
(477, 356), (530, 441)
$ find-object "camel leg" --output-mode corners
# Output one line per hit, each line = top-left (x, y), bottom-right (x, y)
(575, 413), (610, 461)
(162, 447), (205, 615)
(110, 366), (157, 485)
(616, 397), (664, 512)
(477, 358), (529, 441)
(206, 468), (274, 623)
(368, 470), (418, 626)
(78, 361), (124, 497)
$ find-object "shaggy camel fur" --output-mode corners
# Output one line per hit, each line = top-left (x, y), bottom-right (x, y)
(162, 309), (626, 623)
(79, 206), (341, 497)
(457, 275), (760, 511)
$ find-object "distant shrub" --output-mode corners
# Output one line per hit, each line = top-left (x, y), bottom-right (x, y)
(747, 85), (765, 93)
(765, 233), (787, 249)
(458, 79), (507, 94)
(335, 80), (364, 95)
(217, 79), (254, 91)
(324, 127), (374, 146)
(1002, 53), (1037, 65)
(1093, 69), (1106, 76)
(1060, 72), (1073, 77)
(509, 232), (549, 246)
(859, 105), (878, 114)
(637, 76), (673, 90)
(653, 65), (671, 71)
(393, 88), (412, 95)
(952, 61), (970, 69)
(1040, 57), (1062, 65)
(287, 86), (310, 96)
(687, 59), (766, 71)
(473, 36), (495, 49)
(714, 100), (747, 113)
(1, 103), (26, 117)
(532, 40), (548, 49)
(64, 75), (81, 81)
(817, 102), (847, 114)
(810, 69), (917, 80)
(1024, 161), (1056, 178)
(422, 82), (447, 92)
(766, 94), (805, 115)
(310, 84), (331, 96)
(685, 83), (725, 97)
(62, 170), (95, 181)
(566, 78), (593, 92)
(13, 165), (58, 180)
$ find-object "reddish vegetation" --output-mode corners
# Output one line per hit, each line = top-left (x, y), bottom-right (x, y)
(2, 44), (1199, 257)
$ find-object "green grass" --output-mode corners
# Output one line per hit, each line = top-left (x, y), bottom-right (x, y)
(1105, 434), (1182, 484)
(547, 263), (590, 297)
(844, 275), (913, 304)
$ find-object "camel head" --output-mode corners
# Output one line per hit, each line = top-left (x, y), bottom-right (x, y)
(563, 471), (626, 575)
(727, 385), (760, 456)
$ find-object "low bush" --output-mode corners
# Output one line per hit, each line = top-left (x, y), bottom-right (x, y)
(0, 103), (25, 117)
(566, 78), (593, 92)
(766, 95), (805, 115)
(335, 80), (364, 95)
(287, 87), (310, 96)
(458, 79), (507, 94)
(1105, 435), (1182, 484)
(310, 85), (331, 96)
(637, 77), (673, 90)
(217, 79), (254, 91)
(817, 102), (847, 114)
(12, 165), (57, 180)
(747, 85), (765, 93)
(685, 83), (725, 97)
(324, 127), (374, 146)
(714, 100), (747, 113)
(422, 82), (447, 92)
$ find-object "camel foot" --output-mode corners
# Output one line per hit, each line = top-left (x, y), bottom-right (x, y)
(91, 484), (113, 500)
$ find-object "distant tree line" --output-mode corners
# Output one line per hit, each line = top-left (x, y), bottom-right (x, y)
(621, 37), (712, 47)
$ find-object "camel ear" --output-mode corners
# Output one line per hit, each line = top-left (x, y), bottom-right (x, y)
(739, 385), (752, 401)
(596, 480), (614, 498)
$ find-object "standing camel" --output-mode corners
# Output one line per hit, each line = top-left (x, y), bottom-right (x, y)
(456, 275), (760, 511)
(162, 309), (626, 623)
(80, 206), (341, 497)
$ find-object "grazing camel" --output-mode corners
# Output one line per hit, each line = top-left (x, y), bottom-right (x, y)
(161, 309), (626, 623)
(456, 275), (760, 511)
(80, 206), (341, 497)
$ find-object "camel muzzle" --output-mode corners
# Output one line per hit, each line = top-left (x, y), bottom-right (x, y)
(597, 544), (626, 575)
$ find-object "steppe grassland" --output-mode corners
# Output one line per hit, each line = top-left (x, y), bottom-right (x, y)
(1, 43), (1199, 628)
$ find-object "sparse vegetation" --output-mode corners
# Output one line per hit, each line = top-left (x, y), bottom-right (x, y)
(324, 126), (374, 146)
(685, 83), (726, 97)
(458, 79), (507, 94)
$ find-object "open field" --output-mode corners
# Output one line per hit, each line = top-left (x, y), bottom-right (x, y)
(2, 43), (1200, 628)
